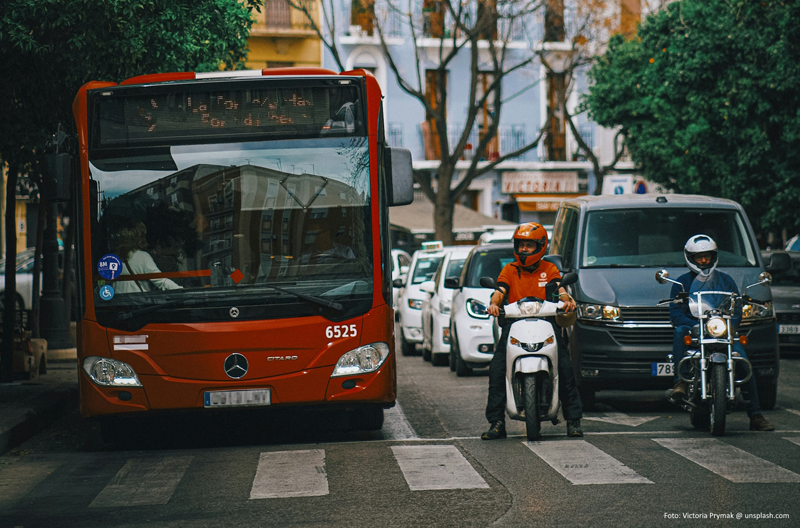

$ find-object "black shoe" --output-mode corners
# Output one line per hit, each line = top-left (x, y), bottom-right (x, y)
(481, 421), (507, 440)
(749, 414), (775, 431)
(567, 419), (583, 437)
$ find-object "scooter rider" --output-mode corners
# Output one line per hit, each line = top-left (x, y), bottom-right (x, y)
(482, 222), (583, 440)
(670, 234), (774, 432)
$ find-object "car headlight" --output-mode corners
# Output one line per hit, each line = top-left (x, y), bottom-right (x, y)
(439, 300), (450, 314)
(705, 317), (728, 338)
(466, 298), (489, 319)
(408, 299), (423, 310)
(742, 301), (773, 319)
(82, 357), (142, 387)
(332, 342), (390, 377)
(577, 303), (620, 321)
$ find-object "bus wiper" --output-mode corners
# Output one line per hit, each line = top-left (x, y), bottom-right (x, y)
(253, 283), (343, 312)
(117, 298), (200, 321)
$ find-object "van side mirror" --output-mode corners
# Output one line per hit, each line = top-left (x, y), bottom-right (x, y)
(44, 153), (71, 202)
(385, 147), (413, 206)
(765, 252), (791, 273)
(480, 277), (496, 289)
(392, 278), (404, 288)
(444, 277), (459, 289)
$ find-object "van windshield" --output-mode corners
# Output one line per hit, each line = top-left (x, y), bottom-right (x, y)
(580, 209), (758, 268)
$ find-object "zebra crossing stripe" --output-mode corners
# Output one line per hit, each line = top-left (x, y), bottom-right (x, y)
(653, 438), (800, 483)
(784, 437), (800, 448)
(383, 403), (418, 440)
(391, 445), (489, 491)
(524, 440), (653, 485)
(250, 450), (328, 499)
(0, 461), (61, 510)
(89, 456), (193, 507)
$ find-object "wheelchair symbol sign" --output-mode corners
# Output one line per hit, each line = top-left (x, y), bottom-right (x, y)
(99, 285), (115, 301)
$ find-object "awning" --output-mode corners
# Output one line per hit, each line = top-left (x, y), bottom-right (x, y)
(513, 193), (585, 212)
(390, 194), (514, 234)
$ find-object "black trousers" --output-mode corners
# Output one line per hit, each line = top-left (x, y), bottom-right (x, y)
(485, 320), (583, 423)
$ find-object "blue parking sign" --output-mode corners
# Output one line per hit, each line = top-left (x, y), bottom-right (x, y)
(98, 254), (123, 280)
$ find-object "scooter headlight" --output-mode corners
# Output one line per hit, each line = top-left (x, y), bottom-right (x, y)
(705, 317), (727, 338)
(519, 301), (542, 316)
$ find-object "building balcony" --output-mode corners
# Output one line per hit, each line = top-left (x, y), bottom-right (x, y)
(250, 0), (319, 38)
(415, 123), (531, 162)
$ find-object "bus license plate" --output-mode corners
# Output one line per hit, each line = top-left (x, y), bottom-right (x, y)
(204, 389), (271, 408)
(779, 324), (800, 335)
(652, 362), (674, 376)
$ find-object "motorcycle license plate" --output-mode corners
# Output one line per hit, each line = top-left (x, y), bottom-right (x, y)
(779, 324), (800, 334)
(652, 362), (674, 376)
(204, 389), (271, 408)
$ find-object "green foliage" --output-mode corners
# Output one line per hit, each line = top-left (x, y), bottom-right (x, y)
(586, 0), (800, 234)
(0, 0), (257, 168)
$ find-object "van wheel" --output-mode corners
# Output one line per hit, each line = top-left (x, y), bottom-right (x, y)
(422, 343), (432, 362)
(579, 386), (595, 410)
(448, 328), (458, 371)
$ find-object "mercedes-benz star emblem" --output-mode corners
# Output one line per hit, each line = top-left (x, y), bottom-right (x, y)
(224, 353), (248, 379)
(229, 307), (240, 318)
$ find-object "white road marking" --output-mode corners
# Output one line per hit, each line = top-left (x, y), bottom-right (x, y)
(653, 438), (800, 483)
(391, 445), (489, 491)
(383, 403), (418, 440)
(90, 456), (193, 507)
(787, 409), (800, 417)
(0, 461), (61, 510)
(250, 450), (328, 499)
(524, 440), (653, 485)
(783, 437), (800, 448)
(583, 412), (661, 427)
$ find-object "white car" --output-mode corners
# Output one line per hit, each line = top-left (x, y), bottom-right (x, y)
(0, 248), (39, 312)
(391, 248), (411, 317)
(419, 246), (472, 366)
(396, 242), (447, 356)
(478, 225), (553, 245)
(449, 243), (515, 375)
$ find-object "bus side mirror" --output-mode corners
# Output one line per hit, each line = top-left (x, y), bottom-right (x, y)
(45, 153), (71, 202)
(385, 147), (413, 206)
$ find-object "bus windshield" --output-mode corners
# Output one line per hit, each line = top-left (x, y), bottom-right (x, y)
(91, 137), (373, 329)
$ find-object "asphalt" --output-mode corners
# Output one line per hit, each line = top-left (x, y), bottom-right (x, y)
(0, 349), (79, 456)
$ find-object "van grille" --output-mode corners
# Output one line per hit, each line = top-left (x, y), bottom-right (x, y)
(619, 307), (670, 323)
(607, 326), (674, 346)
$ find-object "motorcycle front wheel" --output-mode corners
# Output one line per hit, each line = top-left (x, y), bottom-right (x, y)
(524, 374), (541, 441)
(710, 363), (727, 436)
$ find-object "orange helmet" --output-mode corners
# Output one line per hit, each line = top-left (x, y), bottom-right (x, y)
(513, 222), (548, 267)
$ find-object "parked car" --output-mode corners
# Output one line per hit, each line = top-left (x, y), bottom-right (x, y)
(391, 248), (412, 318)
(395, 242), (447, 355)
(762, 250), (800, 357)
(785, 234), (800, 252)
(549, 194), (788, 409)
(419, 246), (472, 365)
(478, 225), (553, 245)
(0, 248), (39, 311)
(449, 243), (515, 376)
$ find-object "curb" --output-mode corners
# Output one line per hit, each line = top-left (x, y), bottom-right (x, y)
(47, 348), (77, 362)
(0, 384), (79, 456)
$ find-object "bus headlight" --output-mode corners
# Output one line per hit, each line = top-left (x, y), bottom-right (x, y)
(705, 317), (728, 338)
(83, 357), (142, 387)
(332, 342), (390, 377)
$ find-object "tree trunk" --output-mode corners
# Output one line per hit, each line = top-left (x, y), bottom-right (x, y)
(433, 161), (456, 245)
(1, 163), (18, 382)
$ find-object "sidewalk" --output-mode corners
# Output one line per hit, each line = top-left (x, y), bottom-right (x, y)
(0, 349), (79, 456)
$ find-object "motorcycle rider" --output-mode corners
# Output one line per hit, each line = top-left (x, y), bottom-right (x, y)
(482, 222), (583, 440)
(669, 235), (775, 432)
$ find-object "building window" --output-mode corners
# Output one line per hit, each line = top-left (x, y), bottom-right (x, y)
(388, 123), (404, 148)
(477, 0), (498, 41)
(545, 72), (567, 161)
(351, 0), (375, 36)
(422, 0), (445, 38)
(544, 0), (565, 42)
(264, 0), (292, 29)
(476, 72), (499, 161)
(423, 70), (447, 160)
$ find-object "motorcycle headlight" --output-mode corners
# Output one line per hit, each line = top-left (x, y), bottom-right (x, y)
(577, 303), (620, 321)
(408, 299), (423, 310)
(742, 301), (773, 319)
(331, 342), (390, 377)
(439, 300), (450, 314)
(82, 357), (142, 387)
(466, 298), (489, 319)
(706, 317), (728, 338)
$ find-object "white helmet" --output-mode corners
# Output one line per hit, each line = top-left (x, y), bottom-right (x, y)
(684, 234), (718, 277)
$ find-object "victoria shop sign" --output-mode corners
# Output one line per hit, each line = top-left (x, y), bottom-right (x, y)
(501, 171), (579, 194)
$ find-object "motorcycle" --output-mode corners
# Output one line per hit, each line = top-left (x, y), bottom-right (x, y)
(655, 269), (772, 436)
(480, 272), (578, 440)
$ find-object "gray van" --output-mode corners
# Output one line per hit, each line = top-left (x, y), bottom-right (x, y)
(549, 194), (788, 409)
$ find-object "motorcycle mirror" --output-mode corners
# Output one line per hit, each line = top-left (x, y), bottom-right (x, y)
(560, 272), (578, 288)
(655, 269), (670, 284)
(744, 271), (772, 293)
(480, 277), (497, 289)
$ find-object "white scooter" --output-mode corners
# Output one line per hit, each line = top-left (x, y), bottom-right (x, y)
(480, 272), (578, 440)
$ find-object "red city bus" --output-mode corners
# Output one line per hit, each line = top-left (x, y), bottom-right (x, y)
(66, 68), (412, 439)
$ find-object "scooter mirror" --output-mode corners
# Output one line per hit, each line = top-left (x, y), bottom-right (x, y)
(480, 277), (497, 289)
(560, 272), (578, 288)
(655, 269), (670, 284)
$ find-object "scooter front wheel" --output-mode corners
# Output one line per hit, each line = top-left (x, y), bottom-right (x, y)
(524, 374), (542, 441)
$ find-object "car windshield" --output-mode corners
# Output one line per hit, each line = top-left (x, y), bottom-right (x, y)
(411, 255), (443, 284)
(445, 258), (466, 281)
(581, 208), (758, 268)
(90, 137), (373, 329)
(465, 248), (515, 287)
